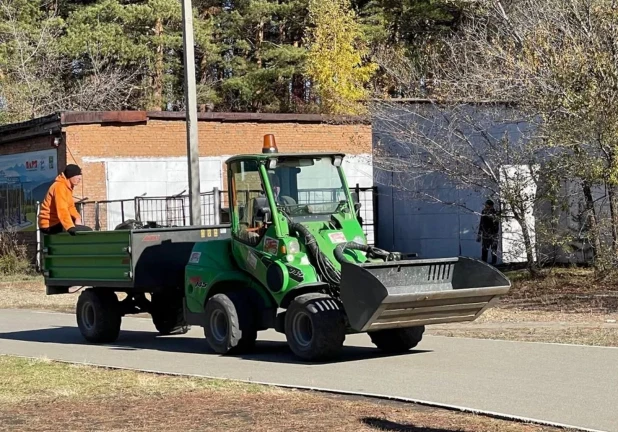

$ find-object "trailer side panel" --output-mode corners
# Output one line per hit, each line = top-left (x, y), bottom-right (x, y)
(43, 230), (132, 288)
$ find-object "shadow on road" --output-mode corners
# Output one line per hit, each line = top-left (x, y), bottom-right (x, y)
(0, 326), (432, 365)
(362, 417), (456, 432)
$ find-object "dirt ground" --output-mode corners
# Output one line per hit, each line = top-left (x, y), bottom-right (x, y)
(2, 269), (618, 347)
(0, 355), (566, 432)
(425, 268), (618, 346)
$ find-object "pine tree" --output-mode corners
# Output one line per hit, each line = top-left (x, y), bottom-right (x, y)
(352, 0), (465, 98)
(62, 0), (213, 110)
(0, 0), (65, 121)
(205, 0), (309, 112)
(0, 0), (471, 119)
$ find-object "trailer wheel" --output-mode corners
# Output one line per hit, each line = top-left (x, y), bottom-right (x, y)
(151, 292), (190, 335)
(76, 289), (121, 343)
(368, 326), (425, 353)
(284, 293), (346, 361)
(204, 292), (257, 354)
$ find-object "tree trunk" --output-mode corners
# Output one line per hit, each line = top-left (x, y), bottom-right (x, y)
(548, 194), (559, 266)
(290, 40), (305, 107)
(607, 182), (618, 253)
(256, 21), (264, 69)
(582, 180), (602, 262)
(512, 208), (539, 277)
(291, 74), (305, 100)
(150, 17), (164, 111)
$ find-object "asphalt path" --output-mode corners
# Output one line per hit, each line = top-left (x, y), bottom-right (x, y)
(0, 309), (616, 432)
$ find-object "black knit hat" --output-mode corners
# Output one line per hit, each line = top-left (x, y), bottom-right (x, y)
(64, 164), (82, 179)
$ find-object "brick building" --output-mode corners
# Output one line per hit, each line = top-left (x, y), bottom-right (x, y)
(0, 111), (373, 238)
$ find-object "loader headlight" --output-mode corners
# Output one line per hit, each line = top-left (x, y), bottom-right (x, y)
(288, 239), (300, 254)
(353, 235), (366, 245)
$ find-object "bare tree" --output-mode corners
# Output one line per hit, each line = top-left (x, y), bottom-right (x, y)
(0, 0), (141, 123)
(431, 0), (618, 267)
(373, 101), (555, 274)
(372, 0), (618, 272)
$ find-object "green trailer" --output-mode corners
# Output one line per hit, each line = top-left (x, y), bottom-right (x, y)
(43, 225), (231, 339)
(43, 134), (511, 361)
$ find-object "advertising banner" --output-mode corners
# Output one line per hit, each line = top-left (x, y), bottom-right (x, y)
(0, 149), (58, 231)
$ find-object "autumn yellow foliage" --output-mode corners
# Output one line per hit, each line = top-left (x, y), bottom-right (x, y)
(305, 0), (378, 115)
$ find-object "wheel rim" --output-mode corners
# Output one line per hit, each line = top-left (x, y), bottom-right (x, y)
(82, 302), (95, 330)
(292, 311), (313, 348)
(210, 309), (228, 343)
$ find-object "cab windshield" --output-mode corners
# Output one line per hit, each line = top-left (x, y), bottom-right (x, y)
(268, 156), (349, 219)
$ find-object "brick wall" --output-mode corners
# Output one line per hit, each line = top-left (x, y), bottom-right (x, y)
(64, 119), (372, 203)
(0, 112), (370, 261)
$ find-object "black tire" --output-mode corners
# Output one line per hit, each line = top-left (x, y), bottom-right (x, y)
(151, 292), (190, 335)
(76, 289), (121, 343)
(284, 293), (346, 361)
(368, 326), (425, 353)
(203, 292), (257, 354)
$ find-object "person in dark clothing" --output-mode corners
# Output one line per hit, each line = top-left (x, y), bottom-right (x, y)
(477, 199), (500, 265)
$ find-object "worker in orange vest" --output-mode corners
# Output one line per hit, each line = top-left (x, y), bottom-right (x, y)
(38, 164), (92, 235)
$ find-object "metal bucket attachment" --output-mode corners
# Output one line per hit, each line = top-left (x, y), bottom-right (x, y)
(339, 256), (511, 332)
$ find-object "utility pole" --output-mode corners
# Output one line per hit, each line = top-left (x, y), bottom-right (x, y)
(181, 0), (202, 225)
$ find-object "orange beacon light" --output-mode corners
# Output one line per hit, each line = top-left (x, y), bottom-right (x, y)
(262, 134), (279, 154)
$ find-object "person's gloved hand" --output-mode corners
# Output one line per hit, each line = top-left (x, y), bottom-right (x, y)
(67, 227), (77, 236)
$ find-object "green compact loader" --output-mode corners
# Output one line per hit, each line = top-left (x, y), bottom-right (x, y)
(42, 134), (511, 361)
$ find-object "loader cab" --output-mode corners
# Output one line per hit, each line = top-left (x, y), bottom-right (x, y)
(226, 136), (356, 257)
(263, 157), (352, 222)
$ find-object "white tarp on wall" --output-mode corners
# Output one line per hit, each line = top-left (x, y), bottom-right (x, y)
(102, 157), (226, 229)
(499, 165), (537, 263)
(86, 154), (373, 232)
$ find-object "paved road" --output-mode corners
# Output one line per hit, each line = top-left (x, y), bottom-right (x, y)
(0, 309), (616, 432)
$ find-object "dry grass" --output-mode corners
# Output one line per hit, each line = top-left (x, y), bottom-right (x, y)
(0, 277), (134, 314)
(474, 307), (618, 324)
(428, 327), (618, 347)
(0, 355), (565, 432)
(0, 356), (263, 404)
(0, 278), (75, 313)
